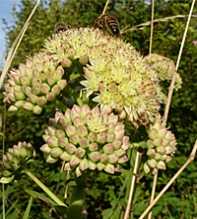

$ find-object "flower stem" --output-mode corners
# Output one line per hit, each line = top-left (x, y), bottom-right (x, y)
(102, 0), (111, 15)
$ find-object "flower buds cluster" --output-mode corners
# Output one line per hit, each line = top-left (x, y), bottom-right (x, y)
(2, 142), (35, 174)
(143, 53), (182, 90)
(41, 105), (130, 176)
(3, 53), (67, 114)
(144, 117), (177, 174)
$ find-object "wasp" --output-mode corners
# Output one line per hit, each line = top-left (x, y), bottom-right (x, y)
(54, 23), (71, 34)
(94, 14), (120, 36)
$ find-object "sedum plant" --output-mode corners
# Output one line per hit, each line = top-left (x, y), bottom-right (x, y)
(2, 26), (186, 218)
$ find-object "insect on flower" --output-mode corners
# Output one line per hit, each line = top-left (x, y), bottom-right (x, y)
(94, 14), (120, 36)
(54, 23), (71, 33)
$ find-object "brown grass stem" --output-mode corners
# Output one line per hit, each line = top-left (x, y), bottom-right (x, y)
(123, 151), (142, 219)
(147, 171), (158, 219)
(102, 0), (111, 15)
(163, 0), (196, 125)
(121, 14), (197, 34)
(149, 0), (155, 54)
(139, 140), (197, 219)
(0, 0), (40, 90)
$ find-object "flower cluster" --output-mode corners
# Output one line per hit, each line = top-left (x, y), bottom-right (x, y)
(3, 142), (35, 173)
(45, 28), (167, 127)
(41, 105), (129, 176)
(143, 53), (182, 90)
(3, 53), (67, 114)
(144, 117), (177, 174)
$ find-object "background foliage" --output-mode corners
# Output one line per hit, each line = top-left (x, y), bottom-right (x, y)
(0, 0), (197, 218)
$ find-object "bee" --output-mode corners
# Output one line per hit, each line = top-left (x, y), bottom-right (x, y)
(94, 14), (120, 36)
(54, 23), (71, 34)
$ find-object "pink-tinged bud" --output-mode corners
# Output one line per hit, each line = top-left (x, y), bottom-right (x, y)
(76, 166), (82, 177)
(57, 80), (67, 90)
(88, 132), (97, 142)
(88, 161), (96, 170)
(40, 144), (51, 153)
(165, 146), (176, 155)
(72, 117), (83, 127)
(50, 147), (63, 158)
(63, 162), (71, 171)
(78, 138), (89, 148)
(33, 105), (42, 114)
(122, 136), (129, 150)
(104, 164), (115, 174)
(51, 84), (61, 95)
(8, 105), (18, 112)
(147, 159), (157, 168)
(46, 155), (58, 163)
(113, 140), (122, 150)
(78, 125), (88, 137)
(114, 149), (125, 157)
(47, 93), (55, 101)
(65, 125), (76, 137)
(157, 161), (166, 170)
(114, 125), (125, 140)
(108, 115), (118, 126)
(61, 58), (72, 68)
(144, 163), (150, 174)
(79, 159), (89, 171)
(101, 105), (112, 115)
(119, 110), (126, 119)
(89, 143), (98, 151)
(75, 148), (86, 158)
(147, 148), (156, 157)
(69, 135), (80, 145)
(64, 143), (77, 154)
(60, 151), (71, 161)
(55, 129), (65, 140)
(156, 146), (165, 154)
(23, 102), (34, 111)
(163, 155), (172, 162)
(91, 106), (100, 117)
(100, 154), (108, 163)
(35, 96), (47, 106)
(69, 155), (80, 167)
(80, 105), (90, 118)
(118, 155), (128, 164)
(47, 136), (59, 147)
(97, 131), (107, 144)
(108, 154), (118, 163)
(89, 152), (101, 162)
(96, 162), (105, 171)
(107, 132), (115, 142)
(103, 143), (114, 154)
(59, 137), (69, 148)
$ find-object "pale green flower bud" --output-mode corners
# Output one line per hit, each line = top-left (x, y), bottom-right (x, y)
(147, 159), (157, 168)
(33, 105), (42, 114)
(75, 148), (86, 158)
(89, 143), (98, 151)
(157, 160), (166, 170)
(70, 156), (80, 167)
(108, 154), (118, 163)
(23, 102), (34, 111)
(50, 147), (63, 158)
(79, 159), (89, 171)
(60, 58), (72, 68)
(103, 143), (114, 154)
(118, 155), (128, 164)
(76, 166), (82, 177)
(40, 144), (51, 154)
(88, 161), (96, 170)
(104, 164), (115, 174)
(97, 162), (105, 171)
(64, 143), (77, 154)
(8, 105), (18, 112)
(88, 152), (101, 162)
(79, 55), (89, 65)
(60, 151), (71, 161)
(65, 125), (76, 137)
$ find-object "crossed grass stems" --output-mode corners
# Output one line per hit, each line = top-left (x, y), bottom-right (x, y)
(0, 0), (196, 218)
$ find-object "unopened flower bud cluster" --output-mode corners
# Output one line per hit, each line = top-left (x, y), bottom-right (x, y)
(143, 53), (182, 90)
(144, 118), (177, 174)
(3, 142), (35, 174)
(41, 105), (130, 176)
(4, 53), (67, 114)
